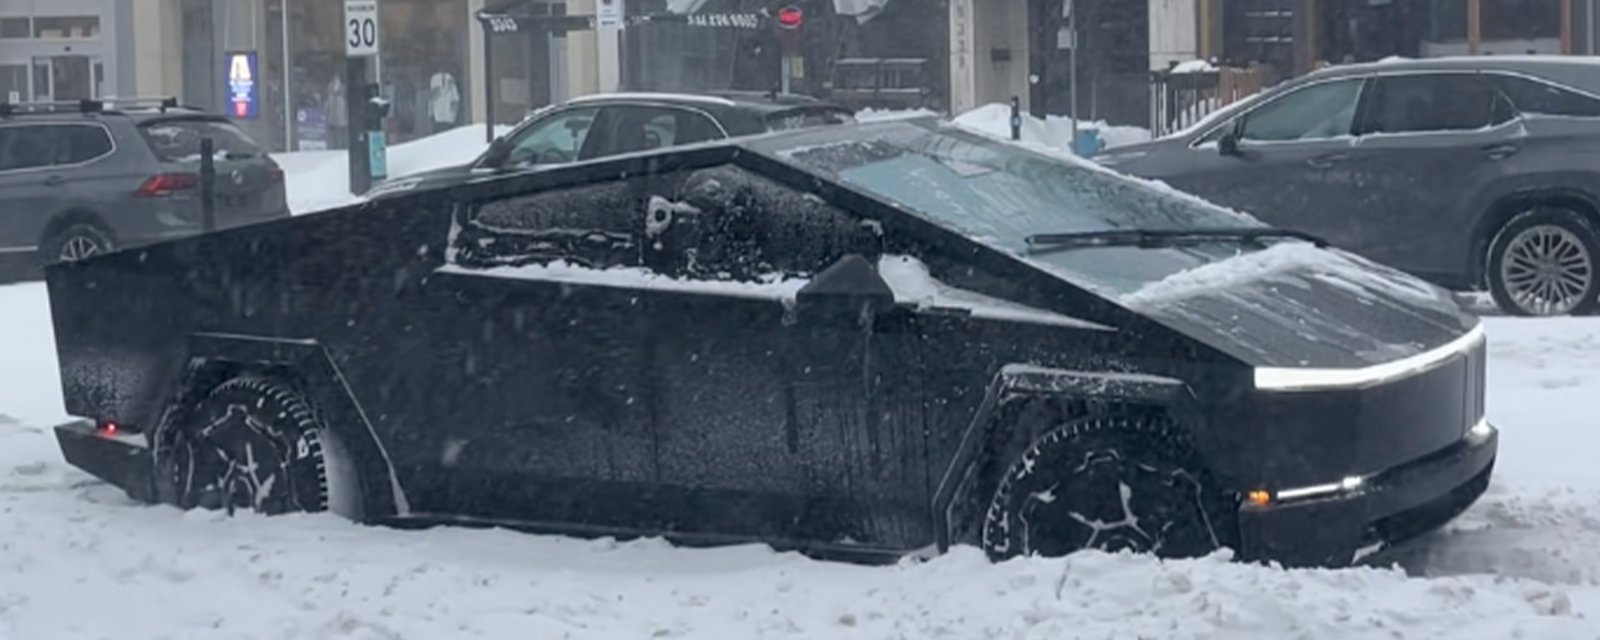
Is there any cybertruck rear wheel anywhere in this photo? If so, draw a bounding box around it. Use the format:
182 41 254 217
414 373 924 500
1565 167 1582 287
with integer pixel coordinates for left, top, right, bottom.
981 416 1232 561
156 376 345 516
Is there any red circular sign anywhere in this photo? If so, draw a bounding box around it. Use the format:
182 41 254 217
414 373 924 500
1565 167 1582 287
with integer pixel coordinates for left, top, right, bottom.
777 5 803 29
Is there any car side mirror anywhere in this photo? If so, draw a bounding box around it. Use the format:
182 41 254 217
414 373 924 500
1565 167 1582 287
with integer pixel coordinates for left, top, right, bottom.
795 254 896 320
479 138 511 169
1218 132 1240 156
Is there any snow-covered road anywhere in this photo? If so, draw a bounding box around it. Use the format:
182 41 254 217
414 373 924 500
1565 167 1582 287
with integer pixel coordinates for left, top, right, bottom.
3 279 1600 639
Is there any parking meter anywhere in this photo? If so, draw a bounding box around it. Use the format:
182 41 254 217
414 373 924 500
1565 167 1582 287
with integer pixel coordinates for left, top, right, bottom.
366 92 391 183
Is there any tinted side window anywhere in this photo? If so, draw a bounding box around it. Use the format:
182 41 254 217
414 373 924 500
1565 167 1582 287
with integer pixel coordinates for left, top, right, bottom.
1488 74 1600 118
0 126 57 171
600 106 723 156
502 107 600 168
1361 74 1506 134
767 108 857 131
59 125 113 163
1239 78 1364 142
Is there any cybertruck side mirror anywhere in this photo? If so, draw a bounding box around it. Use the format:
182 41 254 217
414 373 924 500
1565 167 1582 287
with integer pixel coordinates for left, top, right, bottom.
794 254 896 320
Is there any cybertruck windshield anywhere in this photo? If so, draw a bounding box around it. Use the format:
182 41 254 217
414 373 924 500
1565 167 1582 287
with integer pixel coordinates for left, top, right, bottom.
752 119 1476 369
757 119 1271 297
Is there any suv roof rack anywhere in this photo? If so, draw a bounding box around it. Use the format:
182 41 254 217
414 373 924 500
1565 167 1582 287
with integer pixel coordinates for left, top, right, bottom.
0 97 182 118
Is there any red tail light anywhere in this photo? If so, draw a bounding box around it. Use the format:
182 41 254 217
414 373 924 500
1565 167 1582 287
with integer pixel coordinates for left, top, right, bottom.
135 173 199 197
267 167 284 183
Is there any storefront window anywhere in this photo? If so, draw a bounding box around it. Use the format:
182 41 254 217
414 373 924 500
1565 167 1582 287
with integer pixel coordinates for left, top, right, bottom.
32 16 101 39
269 0 471 150
381 0 472 140
1482 0 1560 40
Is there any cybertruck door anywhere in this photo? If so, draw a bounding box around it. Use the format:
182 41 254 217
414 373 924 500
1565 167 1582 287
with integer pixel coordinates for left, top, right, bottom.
634 165 933 555
404 176 660 529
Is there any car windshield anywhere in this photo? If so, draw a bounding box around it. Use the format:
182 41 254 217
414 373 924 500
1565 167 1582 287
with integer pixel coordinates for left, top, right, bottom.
763 120 1266 295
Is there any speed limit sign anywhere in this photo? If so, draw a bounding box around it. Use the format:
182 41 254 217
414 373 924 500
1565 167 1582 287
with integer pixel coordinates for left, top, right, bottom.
344 0 380 57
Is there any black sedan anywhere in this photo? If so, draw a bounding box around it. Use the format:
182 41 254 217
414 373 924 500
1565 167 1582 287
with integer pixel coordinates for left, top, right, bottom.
47 117 1496 568
364 91 855 200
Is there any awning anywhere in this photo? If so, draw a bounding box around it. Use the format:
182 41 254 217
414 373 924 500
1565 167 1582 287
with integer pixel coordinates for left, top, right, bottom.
667 0 891 23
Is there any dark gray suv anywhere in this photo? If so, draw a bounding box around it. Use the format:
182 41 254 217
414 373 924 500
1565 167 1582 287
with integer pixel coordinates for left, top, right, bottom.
0 98 288 275
1099 56 1600 316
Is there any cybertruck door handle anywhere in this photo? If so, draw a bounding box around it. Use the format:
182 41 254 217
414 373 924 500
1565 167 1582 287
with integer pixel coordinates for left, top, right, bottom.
41 175 64 186
1306 153 1349 169
1482 144 1520 160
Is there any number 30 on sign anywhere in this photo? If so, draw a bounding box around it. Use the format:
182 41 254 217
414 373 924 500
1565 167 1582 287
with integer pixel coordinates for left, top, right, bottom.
344 0 380 57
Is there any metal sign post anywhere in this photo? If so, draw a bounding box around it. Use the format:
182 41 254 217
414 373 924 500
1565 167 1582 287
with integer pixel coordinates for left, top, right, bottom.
1064 0 1078 150
344 0 382 196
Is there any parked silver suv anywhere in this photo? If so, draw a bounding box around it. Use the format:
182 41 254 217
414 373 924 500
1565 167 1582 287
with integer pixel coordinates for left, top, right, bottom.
0 98 289 276
1099 56 1600 316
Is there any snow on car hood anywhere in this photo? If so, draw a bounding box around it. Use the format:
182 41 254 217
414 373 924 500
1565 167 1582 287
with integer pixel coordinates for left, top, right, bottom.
1103 242 1481 371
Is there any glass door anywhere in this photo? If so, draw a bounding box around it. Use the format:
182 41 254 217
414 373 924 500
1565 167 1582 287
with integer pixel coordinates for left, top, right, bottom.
27 55 101 102
0 64 25 102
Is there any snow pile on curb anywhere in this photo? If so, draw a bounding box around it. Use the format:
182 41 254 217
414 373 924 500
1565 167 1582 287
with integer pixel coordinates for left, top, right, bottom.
274 124 512 215
951 103 1153 152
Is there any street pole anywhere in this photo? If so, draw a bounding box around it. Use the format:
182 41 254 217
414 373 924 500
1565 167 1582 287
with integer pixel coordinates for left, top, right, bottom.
282 0 292 151
1067 0 1078 149
1587 0 1600 54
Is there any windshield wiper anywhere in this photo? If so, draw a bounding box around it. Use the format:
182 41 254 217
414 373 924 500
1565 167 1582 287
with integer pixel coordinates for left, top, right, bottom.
1024 227 1329 250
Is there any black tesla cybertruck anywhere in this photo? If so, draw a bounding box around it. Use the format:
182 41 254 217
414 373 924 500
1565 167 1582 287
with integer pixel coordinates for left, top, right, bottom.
47 117 1496 568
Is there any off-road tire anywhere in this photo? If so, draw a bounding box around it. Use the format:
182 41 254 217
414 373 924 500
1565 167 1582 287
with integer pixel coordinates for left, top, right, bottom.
156 376 329 515
1487 207 1600 317
981 415 1233 561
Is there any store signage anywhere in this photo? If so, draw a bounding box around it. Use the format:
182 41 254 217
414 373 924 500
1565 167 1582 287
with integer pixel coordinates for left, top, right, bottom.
225 51 258 119
686 13 762 28
597 0 625 30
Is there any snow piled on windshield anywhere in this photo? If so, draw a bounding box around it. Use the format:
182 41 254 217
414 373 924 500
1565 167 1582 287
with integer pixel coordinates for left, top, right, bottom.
877 255 1111 330
1119 241 1453 308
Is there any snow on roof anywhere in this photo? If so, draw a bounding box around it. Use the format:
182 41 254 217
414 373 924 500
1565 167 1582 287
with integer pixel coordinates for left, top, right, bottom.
1169 59 1219 74
566 92 737 107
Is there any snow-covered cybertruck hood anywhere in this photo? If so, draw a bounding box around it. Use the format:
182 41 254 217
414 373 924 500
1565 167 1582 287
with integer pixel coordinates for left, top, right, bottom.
1060 241 1483 389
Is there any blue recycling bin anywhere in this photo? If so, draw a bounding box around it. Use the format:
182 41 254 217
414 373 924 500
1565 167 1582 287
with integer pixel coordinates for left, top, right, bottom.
1073 128 1103 156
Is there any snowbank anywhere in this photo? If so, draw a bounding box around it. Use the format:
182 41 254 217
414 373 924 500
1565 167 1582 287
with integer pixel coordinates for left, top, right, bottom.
274 124 512 215
951 103 1153 152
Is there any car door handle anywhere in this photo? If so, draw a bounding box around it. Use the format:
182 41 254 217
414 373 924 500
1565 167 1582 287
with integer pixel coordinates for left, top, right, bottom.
1306 153 1349 169
42 175 64 186
1482 144 1519 160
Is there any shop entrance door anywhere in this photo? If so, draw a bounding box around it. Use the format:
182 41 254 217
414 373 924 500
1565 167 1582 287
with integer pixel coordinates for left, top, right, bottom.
27 55 102 101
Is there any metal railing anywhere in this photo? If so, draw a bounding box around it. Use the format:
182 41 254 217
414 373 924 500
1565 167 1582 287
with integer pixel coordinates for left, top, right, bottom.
1149 64 1264 137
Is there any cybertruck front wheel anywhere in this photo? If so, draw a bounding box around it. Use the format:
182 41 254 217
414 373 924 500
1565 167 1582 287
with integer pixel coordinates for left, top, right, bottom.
981 415 1233 561
155 375 354 516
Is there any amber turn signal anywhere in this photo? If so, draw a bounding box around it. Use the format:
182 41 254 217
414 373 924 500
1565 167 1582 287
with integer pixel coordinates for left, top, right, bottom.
1246 490 1272 507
